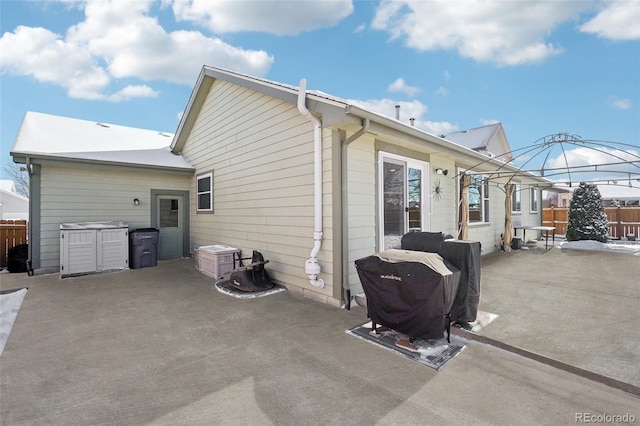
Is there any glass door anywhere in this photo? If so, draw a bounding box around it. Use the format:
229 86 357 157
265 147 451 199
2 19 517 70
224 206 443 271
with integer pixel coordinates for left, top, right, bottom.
379 153 429 250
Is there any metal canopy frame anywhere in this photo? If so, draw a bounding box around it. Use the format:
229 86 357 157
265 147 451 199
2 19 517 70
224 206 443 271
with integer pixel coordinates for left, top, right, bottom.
457 133 640 190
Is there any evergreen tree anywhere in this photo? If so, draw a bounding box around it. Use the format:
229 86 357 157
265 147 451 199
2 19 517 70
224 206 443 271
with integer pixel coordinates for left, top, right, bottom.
566 182 609 242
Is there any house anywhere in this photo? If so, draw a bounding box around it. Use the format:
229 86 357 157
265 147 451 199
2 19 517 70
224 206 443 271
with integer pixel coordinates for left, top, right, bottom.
0 180 29 220
11 65 552 306
445 123 513 162
557 184 640 207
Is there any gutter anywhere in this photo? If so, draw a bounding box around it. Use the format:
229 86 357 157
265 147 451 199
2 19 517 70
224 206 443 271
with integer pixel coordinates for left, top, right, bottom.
297 79 324 288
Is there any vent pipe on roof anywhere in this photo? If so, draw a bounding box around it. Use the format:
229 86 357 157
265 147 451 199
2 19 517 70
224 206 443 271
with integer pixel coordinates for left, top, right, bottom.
297 78 325 288
395 105 400 120
410 118 415 127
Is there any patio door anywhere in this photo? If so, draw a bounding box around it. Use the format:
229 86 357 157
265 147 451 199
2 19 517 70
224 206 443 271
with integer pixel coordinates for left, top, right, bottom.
157 194 184 260
379 153 429 250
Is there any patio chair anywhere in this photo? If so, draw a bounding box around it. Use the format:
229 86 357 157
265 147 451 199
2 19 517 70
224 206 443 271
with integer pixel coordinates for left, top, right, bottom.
228 250 274 292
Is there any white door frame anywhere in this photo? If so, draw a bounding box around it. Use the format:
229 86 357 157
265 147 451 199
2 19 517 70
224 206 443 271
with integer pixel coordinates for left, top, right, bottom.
378 151 430 250
150 189 190 259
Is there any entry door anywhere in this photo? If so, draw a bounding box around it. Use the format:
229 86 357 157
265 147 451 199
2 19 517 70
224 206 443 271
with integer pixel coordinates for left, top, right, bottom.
157 195 183 259
379 153 429 250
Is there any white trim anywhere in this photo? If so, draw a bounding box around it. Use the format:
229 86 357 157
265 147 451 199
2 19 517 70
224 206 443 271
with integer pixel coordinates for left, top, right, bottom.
458 167 490 225
378 151 430 249
530 187 539 213
512 183 522 213
196 172 213 212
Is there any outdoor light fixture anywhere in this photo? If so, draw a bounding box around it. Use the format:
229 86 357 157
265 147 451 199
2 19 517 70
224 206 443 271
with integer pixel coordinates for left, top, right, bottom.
133 198 140 206
435 168 448 176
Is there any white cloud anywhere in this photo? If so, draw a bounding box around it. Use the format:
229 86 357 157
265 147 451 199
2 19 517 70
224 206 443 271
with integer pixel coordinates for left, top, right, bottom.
481 119 500 126
354 23 366 34
387 77 420 97
0 0 274 101
434 86 448 96
107 85 159 102
347 97 458 135
0 25 111 100
170 0 353 35
443 70 451 81
579 1 640 40
371 0 590 66
608 96 632 110
546 147 640 176
422 120 460 137
349 98 427 122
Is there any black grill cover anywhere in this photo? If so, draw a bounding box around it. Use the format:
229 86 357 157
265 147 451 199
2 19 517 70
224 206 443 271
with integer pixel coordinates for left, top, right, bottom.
355 254 460 340
440 240 482 323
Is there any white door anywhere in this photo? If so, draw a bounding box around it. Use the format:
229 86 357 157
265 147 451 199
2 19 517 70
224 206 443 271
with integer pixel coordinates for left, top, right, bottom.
157 195 183 259
379 153 430 250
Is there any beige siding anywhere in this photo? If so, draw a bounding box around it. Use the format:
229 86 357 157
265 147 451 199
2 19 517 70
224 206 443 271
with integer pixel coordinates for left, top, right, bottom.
38 165 190 269
182 80 337 303
346 136 377 294
429 156 458 235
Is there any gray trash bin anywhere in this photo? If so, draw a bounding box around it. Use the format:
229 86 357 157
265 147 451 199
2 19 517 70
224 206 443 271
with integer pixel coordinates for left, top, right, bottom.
130 228 159 269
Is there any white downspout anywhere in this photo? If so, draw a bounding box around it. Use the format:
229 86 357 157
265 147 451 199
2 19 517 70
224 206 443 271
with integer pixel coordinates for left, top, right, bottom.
298 78 324 288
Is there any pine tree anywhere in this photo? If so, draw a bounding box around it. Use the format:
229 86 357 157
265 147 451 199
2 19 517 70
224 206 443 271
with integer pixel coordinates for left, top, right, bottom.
566 182 609 242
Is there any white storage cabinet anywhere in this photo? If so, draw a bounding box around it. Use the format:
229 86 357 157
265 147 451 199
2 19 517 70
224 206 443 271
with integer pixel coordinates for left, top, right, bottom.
195 245 240 279
60 221 129 277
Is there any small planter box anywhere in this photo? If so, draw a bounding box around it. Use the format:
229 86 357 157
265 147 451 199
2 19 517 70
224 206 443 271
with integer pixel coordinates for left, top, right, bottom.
195 245 239 279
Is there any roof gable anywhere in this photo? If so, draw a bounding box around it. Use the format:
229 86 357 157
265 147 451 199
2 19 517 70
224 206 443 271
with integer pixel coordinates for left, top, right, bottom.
445 123 513 161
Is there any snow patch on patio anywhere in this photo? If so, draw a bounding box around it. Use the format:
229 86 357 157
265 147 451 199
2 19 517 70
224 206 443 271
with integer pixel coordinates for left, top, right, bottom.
0 288 27 355
560 240 640 255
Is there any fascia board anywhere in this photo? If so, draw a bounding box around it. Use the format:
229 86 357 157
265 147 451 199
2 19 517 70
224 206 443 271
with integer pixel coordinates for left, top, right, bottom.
10 152 194 175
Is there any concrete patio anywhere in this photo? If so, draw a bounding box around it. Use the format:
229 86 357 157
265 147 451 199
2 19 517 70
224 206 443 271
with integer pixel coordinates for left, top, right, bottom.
1 246 638 425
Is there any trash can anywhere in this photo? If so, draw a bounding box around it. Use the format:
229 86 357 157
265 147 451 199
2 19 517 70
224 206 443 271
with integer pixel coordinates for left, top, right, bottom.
130 228 159 269
7 244 29 273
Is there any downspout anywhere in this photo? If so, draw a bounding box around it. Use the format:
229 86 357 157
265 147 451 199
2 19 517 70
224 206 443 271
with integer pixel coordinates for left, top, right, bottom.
341 118 370 309
25 157 34 276
297 79 324 288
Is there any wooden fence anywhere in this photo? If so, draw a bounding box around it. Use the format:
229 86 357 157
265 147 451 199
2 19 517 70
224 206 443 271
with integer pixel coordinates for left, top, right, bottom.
1 220 28 268
543 207 640 239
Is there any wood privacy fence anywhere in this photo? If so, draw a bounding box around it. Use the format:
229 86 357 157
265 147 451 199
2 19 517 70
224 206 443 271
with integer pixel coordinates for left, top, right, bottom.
1 220 28 268
543 207 640 239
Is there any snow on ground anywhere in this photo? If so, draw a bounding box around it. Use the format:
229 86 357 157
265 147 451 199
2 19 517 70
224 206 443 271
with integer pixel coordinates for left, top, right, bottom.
560 240 640 255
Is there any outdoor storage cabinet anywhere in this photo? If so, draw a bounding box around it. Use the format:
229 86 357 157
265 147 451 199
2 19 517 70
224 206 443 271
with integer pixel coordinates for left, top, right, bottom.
130 228 159 269
196 245 240 279
60 221 129 277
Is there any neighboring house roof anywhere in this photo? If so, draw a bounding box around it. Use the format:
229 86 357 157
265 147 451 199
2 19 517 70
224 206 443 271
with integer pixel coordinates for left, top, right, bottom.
11 112 194 172
597 184 640 201
0 186 29 220
0 180 17 193
558 184 640 201
445 123 513 162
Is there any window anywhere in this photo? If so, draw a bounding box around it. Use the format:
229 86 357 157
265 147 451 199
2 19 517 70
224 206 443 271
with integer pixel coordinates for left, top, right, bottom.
197 172 213 212
378 152 430 249
530 188 539 212
512 184 521 213
467 173 489 223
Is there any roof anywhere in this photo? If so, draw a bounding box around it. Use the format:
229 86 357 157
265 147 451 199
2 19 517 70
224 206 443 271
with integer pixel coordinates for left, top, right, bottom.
170 66 529 176
446 123 501 149
11 112 194 172
558 184 640 200
445 123 513 161
0 180 17 193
